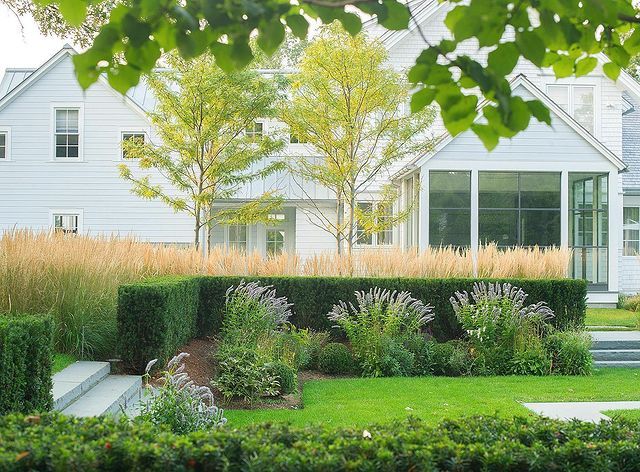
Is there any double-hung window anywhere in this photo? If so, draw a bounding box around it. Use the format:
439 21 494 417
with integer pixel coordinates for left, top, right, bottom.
228 224 248 251
53 213 80 234
54 108 80 158
0 131 8 159
356 202 394 246
121 132 145 159
624 207 640 256
547 85 596 134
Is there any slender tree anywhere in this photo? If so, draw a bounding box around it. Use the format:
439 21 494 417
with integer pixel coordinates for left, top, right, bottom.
281 24 435 254
120 53 286 249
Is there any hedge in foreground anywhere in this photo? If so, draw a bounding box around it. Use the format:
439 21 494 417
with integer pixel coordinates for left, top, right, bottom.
0 315 53 414
1 414 640 470
118 276 587 371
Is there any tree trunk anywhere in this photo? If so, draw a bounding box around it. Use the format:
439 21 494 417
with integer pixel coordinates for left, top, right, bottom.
194 203 201 250
346 195 355 257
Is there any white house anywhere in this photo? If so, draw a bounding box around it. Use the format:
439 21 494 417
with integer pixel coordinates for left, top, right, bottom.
1 0 640 306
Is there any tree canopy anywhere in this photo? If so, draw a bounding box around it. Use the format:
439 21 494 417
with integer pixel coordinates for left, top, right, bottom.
29 0 640 148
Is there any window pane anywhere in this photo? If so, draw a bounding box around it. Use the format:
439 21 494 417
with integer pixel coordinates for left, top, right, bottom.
479 172 518 208
356 202 373 245
429 209 471 246
0 133 5 146
479 210 518 246
547 85 569 112
429 171 470 209
624 207 640 225
519 173 561 208
520 210 561 246
266 229 284 255
55 110 67 132
68 146 79 158
574 86 594 133
624 239 639 256
56 146 66 158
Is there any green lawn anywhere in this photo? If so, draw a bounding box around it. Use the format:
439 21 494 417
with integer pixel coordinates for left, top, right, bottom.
585 308 639 328
53 354 76 373
226 369 640 428
604 409 640 421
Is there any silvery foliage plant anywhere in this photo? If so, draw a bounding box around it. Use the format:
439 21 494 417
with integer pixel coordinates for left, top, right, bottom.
223 280 293 347
450 282 554 344
139 353 226 434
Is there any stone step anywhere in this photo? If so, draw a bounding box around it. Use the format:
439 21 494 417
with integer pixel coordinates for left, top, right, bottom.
594 360 640 368
592 340 640 350
52 361 110 411
591 349 640 361
61 375 142 417
590 331 640 351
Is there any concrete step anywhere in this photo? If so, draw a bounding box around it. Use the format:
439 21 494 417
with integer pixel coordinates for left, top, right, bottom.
591 349 640 361
594 360 640 368
592 340 640 350
590 331 640 350
61 375 142 417
52 361 110 411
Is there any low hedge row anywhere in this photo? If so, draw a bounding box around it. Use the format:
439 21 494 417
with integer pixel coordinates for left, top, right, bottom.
0 315 53 414
118 276 587 371
2 414 639 470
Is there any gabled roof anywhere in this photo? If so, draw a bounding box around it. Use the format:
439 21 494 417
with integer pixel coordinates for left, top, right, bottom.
0 45 150 121
394 74 627 180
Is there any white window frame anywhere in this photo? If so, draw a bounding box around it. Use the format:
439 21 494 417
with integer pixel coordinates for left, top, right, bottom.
226 223 249 251
545 82 600 137
355 201 394 247
245 121 264 140
51 103 84 162
120 130 148 160
50 209 84 234
0 127 11 161
623 206 640 257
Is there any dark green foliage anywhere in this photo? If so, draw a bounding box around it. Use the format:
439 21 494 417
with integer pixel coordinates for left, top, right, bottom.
429 340 474 377
266 361 297 394
4 413 640 470
379 339 414 377
117 277 200 372
318 343 354 375
299 331 330 371
213 346 279 403
118 276 586 371
546 331 593 375
510 344 552 376
402 334 432 376
0 315 54 414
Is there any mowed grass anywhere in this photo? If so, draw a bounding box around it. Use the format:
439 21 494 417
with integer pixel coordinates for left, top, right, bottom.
53 353 76 373
605 409 640 421
226 369 640 428
586 308 639 328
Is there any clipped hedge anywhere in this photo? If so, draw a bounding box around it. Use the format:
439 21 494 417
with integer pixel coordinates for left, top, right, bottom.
117 276 200 371
118 276 587 372
2 413 640 470
0 315 53 414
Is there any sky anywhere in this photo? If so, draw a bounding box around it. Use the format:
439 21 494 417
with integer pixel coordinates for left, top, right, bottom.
0 6 71 78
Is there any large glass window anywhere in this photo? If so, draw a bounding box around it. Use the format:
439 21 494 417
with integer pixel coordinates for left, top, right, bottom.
356 202 393 246
429 171 471 246
228 224 247 251
266 229 285 255
624 207 640 256
479 172 561 247
569 173 608 289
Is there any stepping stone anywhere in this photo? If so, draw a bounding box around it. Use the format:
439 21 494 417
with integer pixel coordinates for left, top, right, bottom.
61 375 142 417
523 401 640 422
52 361 110 410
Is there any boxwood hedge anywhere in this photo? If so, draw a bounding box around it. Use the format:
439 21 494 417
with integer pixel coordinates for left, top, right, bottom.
1 414 639 471
118 276 587 372
0 314 53 414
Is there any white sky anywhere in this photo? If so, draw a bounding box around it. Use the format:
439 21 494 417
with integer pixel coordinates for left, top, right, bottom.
0 6 72 78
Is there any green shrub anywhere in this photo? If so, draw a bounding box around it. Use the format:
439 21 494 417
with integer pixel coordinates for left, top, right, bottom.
117 277 200 372
265 361 297 394
0 314 53 414
318 343 354 375
623 294 640 312
299 331 330 371
213 346 279 403
402 334 432 376
257 325 310 370
119 276 587 371
546 330 593 375
139 353 226 434
5 414 640 470
430 340 473 376
510 343 552 375
328 288 433 377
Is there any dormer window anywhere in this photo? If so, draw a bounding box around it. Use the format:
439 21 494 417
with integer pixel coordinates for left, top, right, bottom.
547 85 595 134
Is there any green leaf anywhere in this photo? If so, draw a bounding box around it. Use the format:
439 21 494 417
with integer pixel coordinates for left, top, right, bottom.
338 12 362 36
624 29 640 55
506 96 531 132
472 123 499 150
410 88 436 113
286 14 308 39
57 0 87 27
526 100 551 125
107 65 141 94
575 56 597 77
257 20 286 56
516 31 546 67
488 42 519 76
552 55 574 78
607 45 631 68
378 0 410 30
602 62 621 81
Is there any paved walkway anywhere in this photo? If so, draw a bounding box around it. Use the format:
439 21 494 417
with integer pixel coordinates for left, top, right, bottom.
523 401 640 422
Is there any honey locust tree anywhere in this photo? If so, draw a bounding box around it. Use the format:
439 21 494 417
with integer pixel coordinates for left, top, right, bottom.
35 0 640 150
119 53 285 249
281 25 436 254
